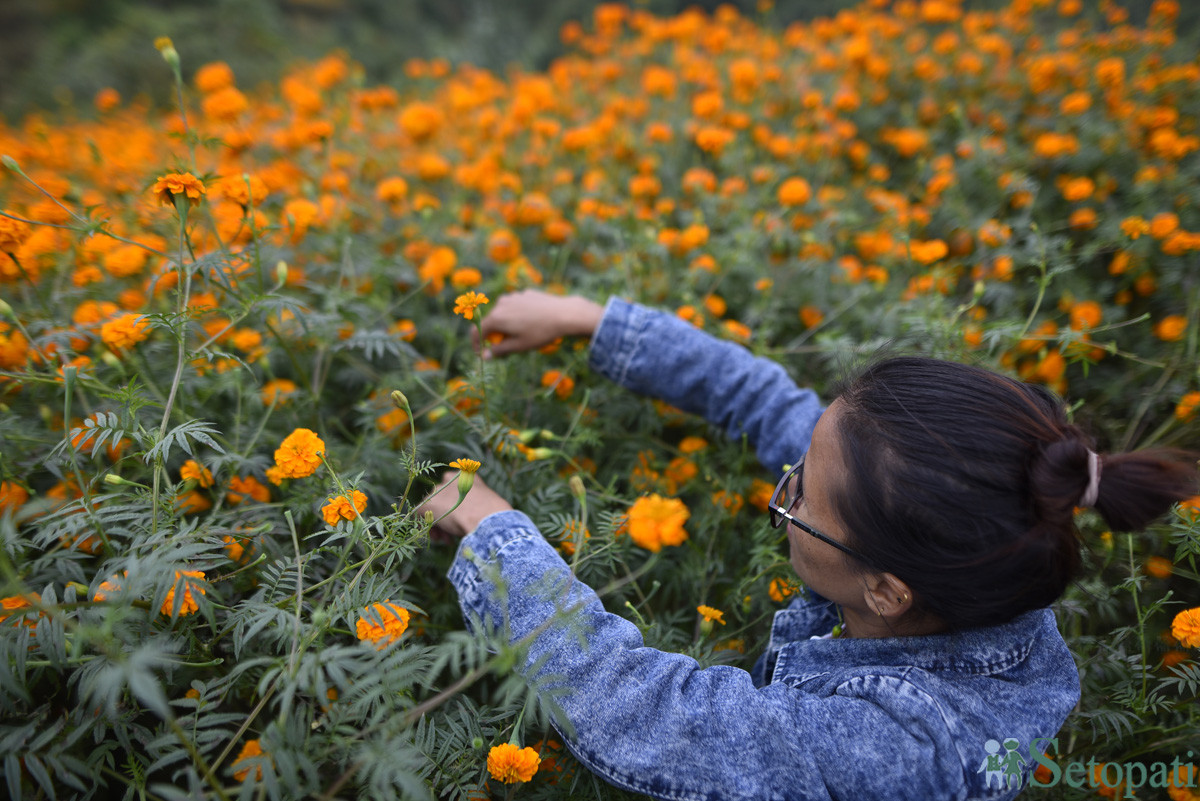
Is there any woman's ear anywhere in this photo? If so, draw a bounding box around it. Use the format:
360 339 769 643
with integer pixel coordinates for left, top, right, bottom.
861 572 914 619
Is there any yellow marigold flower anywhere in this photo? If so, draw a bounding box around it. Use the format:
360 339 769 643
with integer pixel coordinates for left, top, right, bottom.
232 738 267 782
356 600 411 649
180 459 214 488
487 743 541 784
151 172 206 208
162 570 206 617
272 428 325 480
697 605 726 625
1176 392 1200 422
321 490 367 526
453 291 489 320
449 458 481 474
1173 607 1200 649
99 313 151 352
626 494 689 553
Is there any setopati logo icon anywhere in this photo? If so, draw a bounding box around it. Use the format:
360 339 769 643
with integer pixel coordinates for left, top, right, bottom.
980 737 1198 798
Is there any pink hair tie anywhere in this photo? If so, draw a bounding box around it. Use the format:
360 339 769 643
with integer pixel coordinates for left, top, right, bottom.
1080 450 1102 507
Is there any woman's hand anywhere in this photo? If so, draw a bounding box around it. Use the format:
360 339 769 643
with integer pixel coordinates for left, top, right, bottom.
418 471 513 539
476 289 604 358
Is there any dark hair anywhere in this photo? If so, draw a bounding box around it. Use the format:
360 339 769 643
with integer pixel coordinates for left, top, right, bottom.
833 356 1198 631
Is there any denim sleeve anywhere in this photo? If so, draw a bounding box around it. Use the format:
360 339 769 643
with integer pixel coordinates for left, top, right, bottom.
587 297 825 474
449 511 970 801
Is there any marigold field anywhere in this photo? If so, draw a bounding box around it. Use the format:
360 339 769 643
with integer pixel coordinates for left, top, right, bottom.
1 0 1198 799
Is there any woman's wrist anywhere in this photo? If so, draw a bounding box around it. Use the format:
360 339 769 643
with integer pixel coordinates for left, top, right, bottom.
558 296 605 339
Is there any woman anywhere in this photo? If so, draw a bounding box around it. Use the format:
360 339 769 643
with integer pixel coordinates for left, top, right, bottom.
421 290 1197 800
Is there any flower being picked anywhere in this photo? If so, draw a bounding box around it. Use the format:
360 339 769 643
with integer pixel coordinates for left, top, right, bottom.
356 600 411 649
487 743 541 784
453 291 489 320
151 172 206 208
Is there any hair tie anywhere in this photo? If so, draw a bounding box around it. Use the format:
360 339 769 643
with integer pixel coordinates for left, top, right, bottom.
1079 450 1102 507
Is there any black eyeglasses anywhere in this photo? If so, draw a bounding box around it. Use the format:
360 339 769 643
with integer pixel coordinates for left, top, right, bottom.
768 457 873 565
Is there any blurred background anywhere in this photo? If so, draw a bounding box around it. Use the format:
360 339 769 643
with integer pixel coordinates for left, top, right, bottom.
1 0 1196 122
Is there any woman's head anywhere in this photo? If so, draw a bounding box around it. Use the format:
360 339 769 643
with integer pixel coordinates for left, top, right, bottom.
826 356 1197 631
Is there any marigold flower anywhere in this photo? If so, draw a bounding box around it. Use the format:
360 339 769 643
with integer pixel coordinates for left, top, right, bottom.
697 605 726 625
487 743 541 784
908 239 948 264
1144 556 1174 580
356 600 411 649
777 177 812 207
626 494 689 553
541 369 574 399
93 572 126 602
0 594 39 625
180 459 214 488
1173 607 1200 649
272 428 325 480
453 291 489 320
1154 315 1187 342
151 172 206 208
1176 392 1200 422
162 570 206 617
261 379 298 406
449 458 481 474
321 490 367 526
0 481 30 515
226 475 269 504
232 738 267 782
99 313 151 351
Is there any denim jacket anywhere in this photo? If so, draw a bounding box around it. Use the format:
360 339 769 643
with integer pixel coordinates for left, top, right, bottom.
448 298 1081 800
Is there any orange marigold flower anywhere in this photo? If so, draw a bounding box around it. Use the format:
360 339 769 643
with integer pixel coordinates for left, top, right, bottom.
1068 301 1102 331
232 738 267 782
93 572 126 602
777 177 812 207
541 369 575 399
487 743 541 784
769 576 799 603
151 173 206 208
1176 392 1200 422
1172 607 1200 648
376 176 409 204
180 459 214 488
1121 216 1150 239
1144 556 1173 580
261 379 298 406
0 480 29 516
909 239 948 264
626 494 689 553
697 604 726 625
0 594 39 626
453 291 489 320
194 61 235 93
1154 315 1187 342
227 475 270 505
162 570 206 617
98 313 150 352
356 600 411 649
321 490 368 526
272 428 325 480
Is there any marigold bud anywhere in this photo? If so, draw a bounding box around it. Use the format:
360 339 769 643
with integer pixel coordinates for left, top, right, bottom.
1 155 19 172
390 389 410 411
456 470 476 497
0 298 12 318
569 475 586 502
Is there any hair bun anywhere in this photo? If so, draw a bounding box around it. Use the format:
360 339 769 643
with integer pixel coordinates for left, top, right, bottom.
1029 437 1092 525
